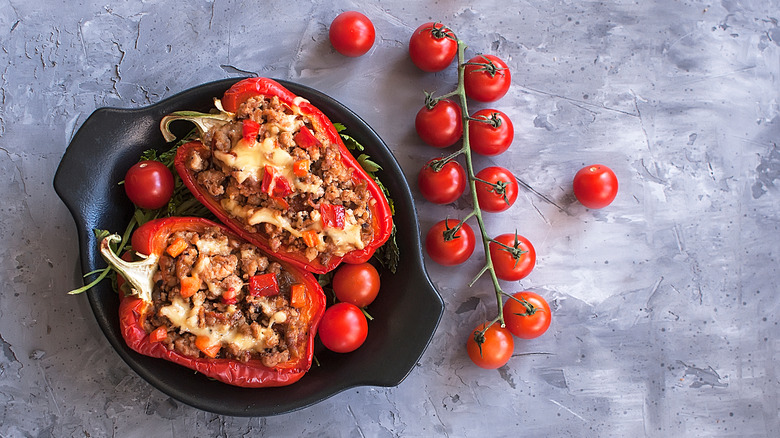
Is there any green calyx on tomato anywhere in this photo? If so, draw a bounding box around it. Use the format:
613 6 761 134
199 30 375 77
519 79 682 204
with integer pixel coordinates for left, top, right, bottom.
474 166 519 213
425 219 475 266
463 54 512 102
418 158 466 205
468 109 514 156
488 232 536 281
467 321 514 369
415 97 463 148
503 292 551 339
409 22 458 72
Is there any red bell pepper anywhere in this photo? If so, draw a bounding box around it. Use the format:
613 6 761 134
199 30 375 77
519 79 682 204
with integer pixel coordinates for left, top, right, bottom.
242 119 260 140
171 77 393 274
319 203 346 229
249 273 279 297
261 165 293 198
101 217 326 388
293 126 321 149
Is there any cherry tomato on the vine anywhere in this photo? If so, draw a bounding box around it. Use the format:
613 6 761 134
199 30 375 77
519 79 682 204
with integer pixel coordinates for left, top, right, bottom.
474 166 518 212
468 109 514 156
418 158 466 204
124 160 174 210
503 291 551 339
466 321 514 369
318 302 368 353
408 22 458 72
464 54 511 102
332 262 380 308
572 164 618 209
489 233 536 281
415 99 463 148
425 219 475 266
329 11 375 57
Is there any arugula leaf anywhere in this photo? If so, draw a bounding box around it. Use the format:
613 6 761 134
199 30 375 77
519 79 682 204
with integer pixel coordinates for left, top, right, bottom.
356 154 382 173
337 128 399 273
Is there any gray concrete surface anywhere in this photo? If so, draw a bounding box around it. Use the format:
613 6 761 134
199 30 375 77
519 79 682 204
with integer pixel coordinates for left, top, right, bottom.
1 0 779 436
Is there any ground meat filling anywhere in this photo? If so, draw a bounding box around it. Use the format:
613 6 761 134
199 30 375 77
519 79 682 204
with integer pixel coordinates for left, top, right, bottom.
146 227 306 367
189 95 374 266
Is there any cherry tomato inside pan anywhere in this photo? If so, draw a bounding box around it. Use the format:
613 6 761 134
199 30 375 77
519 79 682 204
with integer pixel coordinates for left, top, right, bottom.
124 160 174 210
318 303 369 353
332 263 380 308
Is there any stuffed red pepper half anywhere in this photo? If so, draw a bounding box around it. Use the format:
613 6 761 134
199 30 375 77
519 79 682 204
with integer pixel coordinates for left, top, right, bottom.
160 78 393 274
100 217 326 387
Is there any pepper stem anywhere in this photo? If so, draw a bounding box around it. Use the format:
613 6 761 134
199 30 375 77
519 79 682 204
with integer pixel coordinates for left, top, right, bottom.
159 109 233 143
99 234 159 303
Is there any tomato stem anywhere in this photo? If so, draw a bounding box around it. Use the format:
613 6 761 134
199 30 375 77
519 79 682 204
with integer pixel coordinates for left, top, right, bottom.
428 149 464 172
467 112 503 128
452 40 508 328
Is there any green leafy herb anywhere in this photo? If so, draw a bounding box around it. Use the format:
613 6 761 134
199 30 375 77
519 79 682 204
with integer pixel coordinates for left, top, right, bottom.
68 131 209 295
336 126 399 273
374 224 399 274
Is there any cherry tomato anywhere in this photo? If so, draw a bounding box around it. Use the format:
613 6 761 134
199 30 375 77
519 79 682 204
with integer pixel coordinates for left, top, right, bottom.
425 219 475 266
489 233 536 281
318 303 368 353
474 166 518 212
332 262 380 308
503 291 551 339
466 322 514 369
329 11 375 57
572 164 618 209
464 54 511 102
418 158 466 204
408 22 458 72
124 160 174 210
468 109 514 156
415 99 463 148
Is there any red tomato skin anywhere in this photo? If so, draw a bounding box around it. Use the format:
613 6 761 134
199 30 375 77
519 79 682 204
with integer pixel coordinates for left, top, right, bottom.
332 263 380 308
464 54 511 102
425 219 475 266
408 22 458 72
329 11 375 57
572 164 618 209
124 160 174 210
466 322 514 369
489 234 536 281
474 166 519 212
415 99 463 148
503 292 551 339
418 159 466 204
468 109 514 156
318 303 368 353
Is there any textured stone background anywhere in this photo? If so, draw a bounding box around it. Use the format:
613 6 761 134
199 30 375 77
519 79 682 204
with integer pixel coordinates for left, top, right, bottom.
1 0 779 436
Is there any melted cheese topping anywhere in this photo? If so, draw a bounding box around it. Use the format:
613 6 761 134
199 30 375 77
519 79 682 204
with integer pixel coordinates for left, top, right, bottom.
208 106 366 256
159 296 276 352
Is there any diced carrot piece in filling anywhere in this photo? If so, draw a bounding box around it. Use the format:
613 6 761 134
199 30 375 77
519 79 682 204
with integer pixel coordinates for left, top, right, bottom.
302 229 320 248
149 326 168 343
166 237 188 258
293 159 310 177
180 276 200 298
